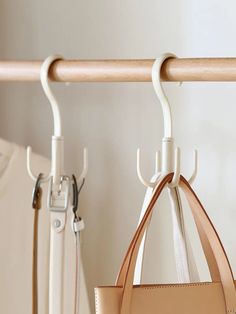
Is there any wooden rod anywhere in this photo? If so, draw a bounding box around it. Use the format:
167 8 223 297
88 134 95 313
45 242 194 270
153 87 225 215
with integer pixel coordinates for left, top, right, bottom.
0 58 236 82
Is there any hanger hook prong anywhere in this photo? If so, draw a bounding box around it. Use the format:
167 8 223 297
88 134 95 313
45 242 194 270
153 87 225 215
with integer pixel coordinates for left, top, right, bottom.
168 147 181 188
137 148 161 188
27 146 52 182
77 148 88 184
188 149 198 185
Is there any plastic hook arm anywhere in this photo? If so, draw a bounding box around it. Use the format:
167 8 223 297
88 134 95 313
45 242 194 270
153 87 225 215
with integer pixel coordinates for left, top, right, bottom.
77 148 89 183
137 148 161 188
168 147 181 188
27 146 88 183
137 148 198 188
188 149 198 185
27 146 51 182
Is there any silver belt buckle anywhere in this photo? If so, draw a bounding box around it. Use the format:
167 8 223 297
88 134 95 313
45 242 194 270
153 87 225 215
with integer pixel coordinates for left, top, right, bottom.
47 175 70 212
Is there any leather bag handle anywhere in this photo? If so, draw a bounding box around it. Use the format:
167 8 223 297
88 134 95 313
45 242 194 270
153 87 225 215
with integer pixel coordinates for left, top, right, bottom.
116 181 221 286
118 174 236 314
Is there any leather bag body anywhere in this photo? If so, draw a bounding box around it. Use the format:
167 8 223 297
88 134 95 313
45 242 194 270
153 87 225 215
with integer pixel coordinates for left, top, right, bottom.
95 174 236 314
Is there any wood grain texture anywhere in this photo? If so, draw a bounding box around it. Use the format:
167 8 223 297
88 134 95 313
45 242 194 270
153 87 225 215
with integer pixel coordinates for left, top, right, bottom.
0 58 236 82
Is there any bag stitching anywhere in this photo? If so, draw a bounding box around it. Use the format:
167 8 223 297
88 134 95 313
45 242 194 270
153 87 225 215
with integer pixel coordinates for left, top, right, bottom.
140 282 214 290
97 282 218 290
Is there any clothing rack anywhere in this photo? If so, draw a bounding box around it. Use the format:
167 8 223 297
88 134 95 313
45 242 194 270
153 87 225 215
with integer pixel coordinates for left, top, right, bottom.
1 58 236 82
2 56 235 314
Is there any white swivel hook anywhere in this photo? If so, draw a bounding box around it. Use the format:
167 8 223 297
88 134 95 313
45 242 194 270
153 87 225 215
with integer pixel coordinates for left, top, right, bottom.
137 148 198 188
27 55 88 184
137 53 198 188
27 55 63 182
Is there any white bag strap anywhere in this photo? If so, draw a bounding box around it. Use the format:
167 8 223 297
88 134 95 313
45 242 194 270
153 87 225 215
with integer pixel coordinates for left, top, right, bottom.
168 187 199 282
71 176 91 314
73 218 85 314
72 216 91 314
134 174 199 284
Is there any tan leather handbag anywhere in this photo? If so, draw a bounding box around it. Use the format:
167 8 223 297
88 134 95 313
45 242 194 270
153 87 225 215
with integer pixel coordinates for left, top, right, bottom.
95 174 236 314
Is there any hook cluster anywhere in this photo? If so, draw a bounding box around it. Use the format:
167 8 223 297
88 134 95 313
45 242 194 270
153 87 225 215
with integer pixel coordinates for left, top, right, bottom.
26 55 88 184
137 147 198 188
27 146 88 183
137 53 198 188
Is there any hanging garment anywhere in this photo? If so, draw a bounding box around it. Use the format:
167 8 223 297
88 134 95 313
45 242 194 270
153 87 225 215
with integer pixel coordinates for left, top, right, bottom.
95 173 236 314
134 174 199 284
0 138 90 314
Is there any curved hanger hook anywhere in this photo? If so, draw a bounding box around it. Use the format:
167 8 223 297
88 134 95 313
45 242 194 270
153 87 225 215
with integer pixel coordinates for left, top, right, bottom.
152 53 176 138
27 55 64 182
137 54 198 188
40 55 63 137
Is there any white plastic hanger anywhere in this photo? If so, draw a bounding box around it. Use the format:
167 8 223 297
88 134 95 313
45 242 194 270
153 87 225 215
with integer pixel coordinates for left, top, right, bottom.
26 55 88 184
26 55 88 314
137 53 197 187
135 53 199 284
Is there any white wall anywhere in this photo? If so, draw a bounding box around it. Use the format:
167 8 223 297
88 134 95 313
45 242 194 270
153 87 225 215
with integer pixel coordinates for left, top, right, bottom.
1 0 236 311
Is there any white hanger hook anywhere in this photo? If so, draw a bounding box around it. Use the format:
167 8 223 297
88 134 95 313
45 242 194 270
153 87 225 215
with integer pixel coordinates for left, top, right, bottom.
27 55 64 181
40 54 63 137
152 53 176 139
137 148 161 188
137 54 197 188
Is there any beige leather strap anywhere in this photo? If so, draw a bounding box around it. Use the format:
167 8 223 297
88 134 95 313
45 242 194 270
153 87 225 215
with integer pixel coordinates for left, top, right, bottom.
118 174 236 314
134 172 200 284
116 179 220 287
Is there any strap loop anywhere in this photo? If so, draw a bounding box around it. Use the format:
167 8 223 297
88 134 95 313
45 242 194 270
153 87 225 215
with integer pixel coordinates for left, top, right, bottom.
73 217 85 233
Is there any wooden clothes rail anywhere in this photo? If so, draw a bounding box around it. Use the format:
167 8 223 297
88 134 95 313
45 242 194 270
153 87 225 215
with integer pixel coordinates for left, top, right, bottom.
0 58 236 82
